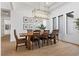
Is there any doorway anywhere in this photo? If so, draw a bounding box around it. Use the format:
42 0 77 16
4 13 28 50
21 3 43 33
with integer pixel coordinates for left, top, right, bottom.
65 11 78 44
1 9 11 41
58 15 65 40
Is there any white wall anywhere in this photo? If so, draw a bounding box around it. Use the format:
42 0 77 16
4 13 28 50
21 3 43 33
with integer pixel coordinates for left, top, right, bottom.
1 2 11 37
50 2 79 45
0 2 1 52
1 2 11 10
1 2 49 42
10 3 44 41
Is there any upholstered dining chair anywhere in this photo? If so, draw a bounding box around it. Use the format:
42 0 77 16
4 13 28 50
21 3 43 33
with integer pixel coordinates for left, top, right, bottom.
44 30 49 33
53 29 59 41
48 30 55 45
48 29 59 44
14 29 27 51
33 30 40 32
30 32 41 49
40 30 49 46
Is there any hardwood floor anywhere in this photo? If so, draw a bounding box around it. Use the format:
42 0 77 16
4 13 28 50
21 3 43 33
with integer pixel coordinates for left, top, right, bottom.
1 35 79 56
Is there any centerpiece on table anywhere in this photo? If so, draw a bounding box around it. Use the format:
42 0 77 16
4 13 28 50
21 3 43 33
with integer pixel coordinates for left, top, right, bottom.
37 24 46 34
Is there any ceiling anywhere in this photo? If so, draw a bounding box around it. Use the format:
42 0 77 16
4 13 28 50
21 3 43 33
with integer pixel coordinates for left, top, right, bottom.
10 2 65 12
18 2 55 8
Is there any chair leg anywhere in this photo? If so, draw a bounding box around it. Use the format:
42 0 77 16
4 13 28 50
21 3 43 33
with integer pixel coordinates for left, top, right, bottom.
50 39 52 45
54 38 56 44
42 40 44 47
32 43 33 50
44 40 45 44
47 40 49 45
16 44 18 51
25 42 27 48
38 40 40 48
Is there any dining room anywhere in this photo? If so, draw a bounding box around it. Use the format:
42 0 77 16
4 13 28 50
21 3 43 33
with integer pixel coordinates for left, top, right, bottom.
1 2 79 56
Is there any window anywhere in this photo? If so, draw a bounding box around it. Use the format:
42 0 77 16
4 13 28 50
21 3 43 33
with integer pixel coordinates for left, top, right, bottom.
52 17 57 30
66 11 74 34
58 15 63 30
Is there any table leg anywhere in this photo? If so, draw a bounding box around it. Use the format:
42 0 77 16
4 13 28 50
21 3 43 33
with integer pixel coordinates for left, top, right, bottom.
54 35 56 44
27 36 32 50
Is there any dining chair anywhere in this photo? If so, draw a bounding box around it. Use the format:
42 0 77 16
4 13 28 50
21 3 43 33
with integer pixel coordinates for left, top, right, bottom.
14 29 27 51
30 32 41 49
44 30 49 33
33 30 40 32
48 30 55 44
53 29 59 41
48 29 59 44
41 31 49 46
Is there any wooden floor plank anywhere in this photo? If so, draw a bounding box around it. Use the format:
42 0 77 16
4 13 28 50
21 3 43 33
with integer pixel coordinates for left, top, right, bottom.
1 35 79 56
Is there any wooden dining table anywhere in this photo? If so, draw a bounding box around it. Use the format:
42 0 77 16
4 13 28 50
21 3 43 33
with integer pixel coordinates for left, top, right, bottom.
20 31 57 50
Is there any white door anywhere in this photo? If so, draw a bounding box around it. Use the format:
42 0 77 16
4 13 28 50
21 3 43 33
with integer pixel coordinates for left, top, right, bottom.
58 15 65 40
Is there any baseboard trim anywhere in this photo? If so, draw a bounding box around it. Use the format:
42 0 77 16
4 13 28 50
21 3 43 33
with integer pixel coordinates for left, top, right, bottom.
59 40 79 46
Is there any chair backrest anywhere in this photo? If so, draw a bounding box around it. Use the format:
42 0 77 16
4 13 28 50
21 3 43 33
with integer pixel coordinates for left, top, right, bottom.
33 32 40 37
44 30 49 34
31 32 40 40
53 29 59 35
34 30 40 32
14 29 18 41
42 31 49 38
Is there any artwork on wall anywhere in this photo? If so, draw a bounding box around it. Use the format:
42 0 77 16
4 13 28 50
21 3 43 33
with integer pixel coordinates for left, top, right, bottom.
5 24 11 30
23 24 33 30
23 16 35 23
23 16 43 30
29 23 33 29
23 17 28 23
23 24 29 30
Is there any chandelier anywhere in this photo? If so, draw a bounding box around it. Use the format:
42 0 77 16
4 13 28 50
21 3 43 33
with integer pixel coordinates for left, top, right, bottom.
32 3 49 20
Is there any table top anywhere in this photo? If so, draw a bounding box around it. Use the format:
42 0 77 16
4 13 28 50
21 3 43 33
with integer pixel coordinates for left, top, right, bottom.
19 32 33 37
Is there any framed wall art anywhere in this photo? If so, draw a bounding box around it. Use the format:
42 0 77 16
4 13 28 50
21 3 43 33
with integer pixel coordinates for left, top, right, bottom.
29 24 33 29
5 24 11 30
23 16 35 23
23 16 43 30
23 24 29 30
23 17 29 23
